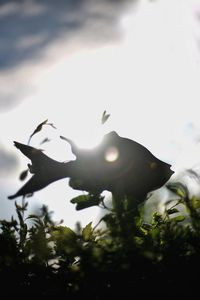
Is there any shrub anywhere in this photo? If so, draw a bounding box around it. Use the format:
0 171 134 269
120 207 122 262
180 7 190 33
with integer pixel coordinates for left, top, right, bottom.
1 182 200 298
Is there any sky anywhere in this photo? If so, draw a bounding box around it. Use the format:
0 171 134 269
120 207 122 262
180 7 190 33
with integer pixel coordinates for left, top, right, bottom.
1 0 200 228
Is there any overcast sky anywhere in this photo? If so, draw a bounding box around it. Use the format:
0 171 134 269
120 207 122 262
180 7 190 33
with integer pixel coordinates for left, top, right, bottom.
1 0 200 228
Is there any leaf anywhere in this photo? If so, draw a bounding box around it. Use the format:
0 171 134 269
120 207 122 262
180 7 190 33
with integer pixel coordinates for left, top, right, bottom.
166 182 188 199
186 169 200 182
60 135 69 142
140 223 152 235
101 110 110 125
47 122 56 129
141 223 152 230
15 201 28 212
28 119 56 144
15 203 24 227
26 214 40 221
19 169 29 181
53 226 76 240
51 226 77 247
171 215 185 222
70 194 101 210
150 227 160 239
191 197 200 209
166 208 179 215
152 212 163 225
28 119 48 144
82 222 93 242
40 137 51 145
69 178 84 190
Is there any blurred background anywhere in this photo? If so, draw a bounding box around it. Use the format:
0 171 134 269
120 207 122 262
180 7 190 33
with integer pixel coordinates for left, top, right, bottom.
1 0 200 228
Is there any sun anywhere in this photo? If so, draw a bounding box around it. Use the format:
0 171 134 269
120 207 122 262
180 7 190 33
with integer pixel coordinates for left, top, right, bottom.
104 146 119 162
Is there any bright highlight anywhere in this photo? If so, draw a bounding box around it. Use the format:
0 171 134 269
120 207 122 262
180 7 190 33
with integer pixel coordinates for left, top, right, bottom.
105 146 119 162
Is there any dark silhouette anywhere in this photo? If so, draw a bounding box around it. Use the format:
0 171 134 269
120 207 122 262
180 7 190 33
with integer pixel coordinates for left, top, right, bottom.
8 131 174 200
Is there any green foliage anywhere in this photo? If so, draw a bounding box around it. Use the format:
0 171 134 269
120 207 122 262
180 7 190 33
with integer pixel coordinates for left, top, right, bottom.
1 182 200 298
70 193 104 210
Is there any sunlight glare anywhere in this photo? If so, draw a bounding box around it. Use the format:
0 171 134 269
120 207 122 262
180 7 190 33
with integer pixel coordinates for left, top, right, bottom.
105 146 119 162
28 0 200 165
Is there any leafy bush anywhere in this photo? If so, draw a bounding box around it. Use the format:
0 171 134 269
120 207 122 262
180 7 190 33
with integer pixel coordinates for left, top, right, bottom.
1 183 200 298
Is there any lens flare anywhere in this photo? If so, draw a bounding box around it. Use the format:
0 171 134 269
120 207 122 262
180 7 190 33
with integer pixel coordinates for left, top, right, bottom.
105 146 119 162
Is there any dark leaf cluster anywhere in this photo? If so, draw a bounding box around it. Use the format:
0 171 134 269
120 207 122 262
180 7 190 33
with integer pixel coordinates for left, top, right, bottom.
1 183 200 298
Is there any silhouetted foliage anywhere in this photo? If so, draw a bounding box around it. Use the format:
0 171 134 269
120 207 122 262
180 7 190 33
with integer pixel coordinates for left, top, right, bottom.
28 119 56 145
101 110 110 124
3 120 200 298
1 183 200 298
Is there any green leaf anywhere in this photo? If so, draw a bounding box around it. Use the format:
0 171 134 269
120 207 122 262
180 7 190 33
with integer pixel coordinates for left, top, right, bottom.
171 215 185 222
101 110 110 125
191 197 200 209
152 212 163 224
167 208 179 215
82 222 93 242
69 178 84 190
51 226 77 254
52 226 76 241
150 227 160 239
141 223 152 230
71 194 91 204
70 194 101 210
166 182 188 198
